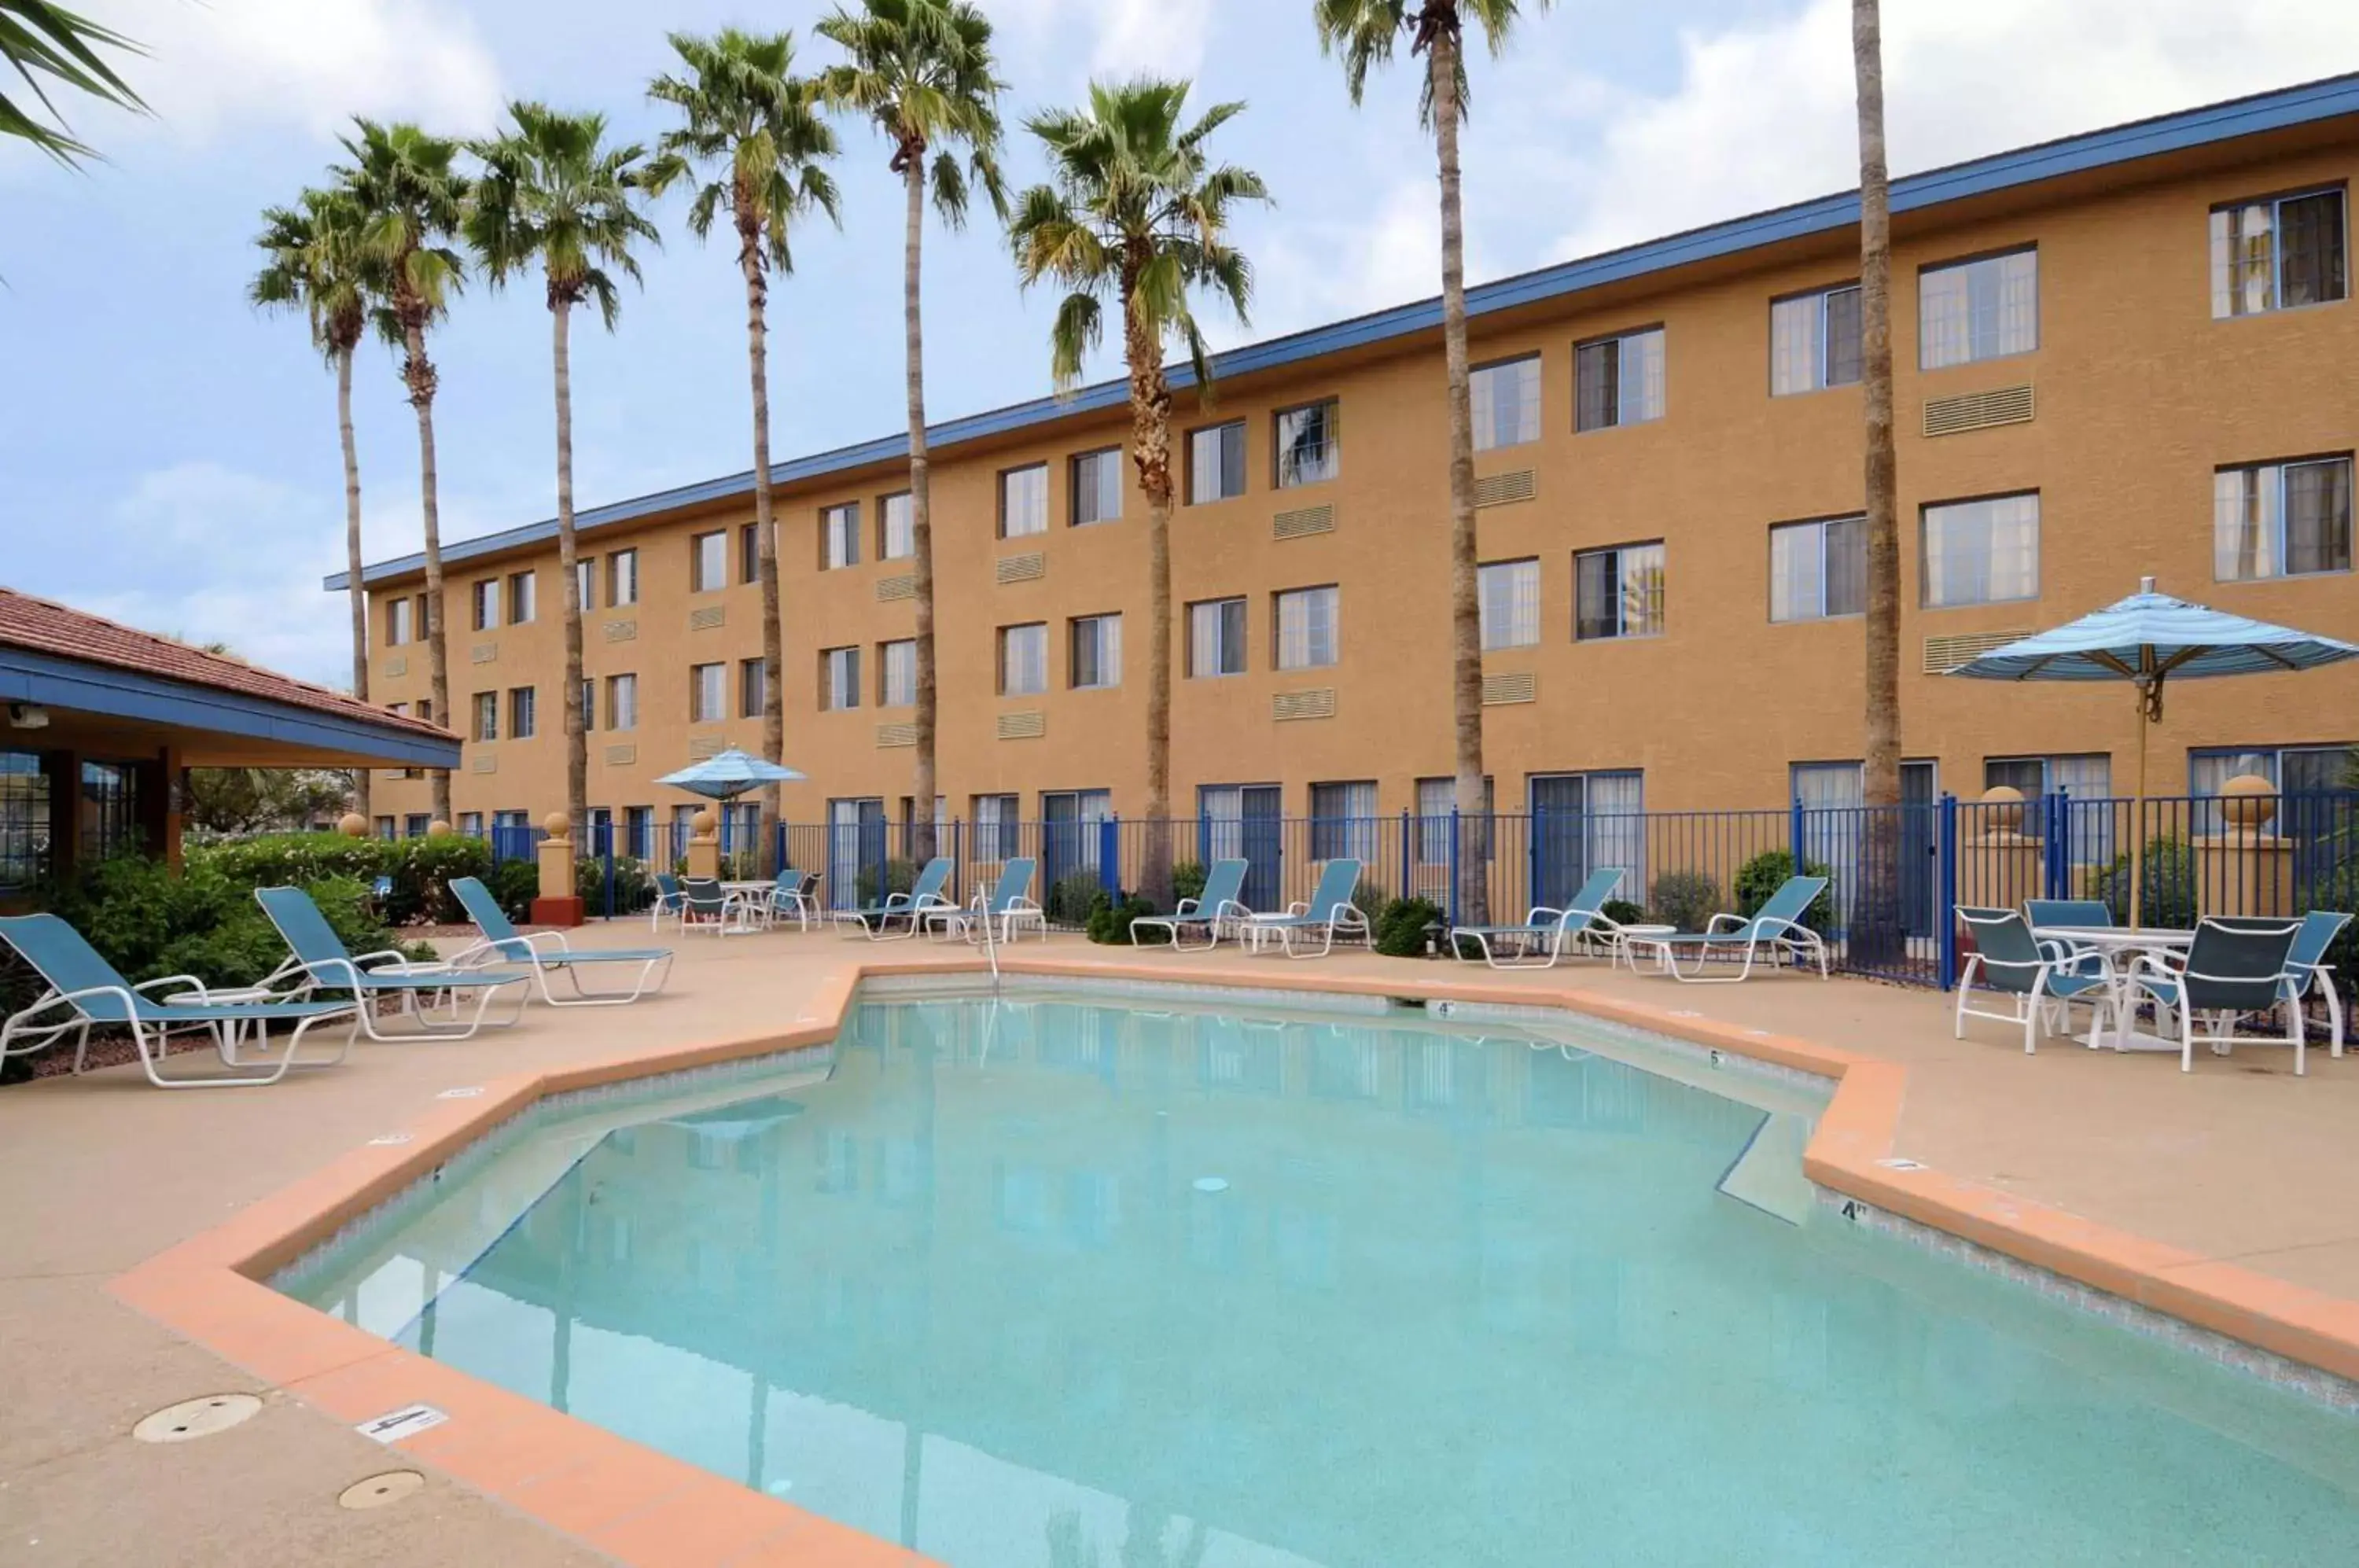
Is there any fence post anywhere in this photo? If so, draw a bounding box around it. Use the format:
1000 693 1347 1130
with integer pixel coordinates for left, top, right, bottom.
2042 792 2067 900
1447 807 1462 927
1099 815 1121 896
952 818 964 904
601 820 616 919
1789 796 1805 870
1937 793 1960 990
1399 810 1413 904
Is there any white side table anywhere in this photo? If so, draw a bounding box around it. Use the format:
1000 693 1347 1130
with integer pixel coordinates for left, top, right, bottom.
160 986 275 1065
1618 925 1678 974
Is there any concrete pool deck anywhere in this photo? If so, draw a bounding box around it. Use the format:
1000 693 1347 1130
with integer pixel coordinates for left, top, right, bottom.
5 925 2357 1564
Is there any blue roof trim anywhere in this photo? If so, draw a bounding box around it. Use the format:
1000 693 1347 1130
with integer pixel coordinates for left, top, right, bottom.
333 71 2359 591
0 650 462 767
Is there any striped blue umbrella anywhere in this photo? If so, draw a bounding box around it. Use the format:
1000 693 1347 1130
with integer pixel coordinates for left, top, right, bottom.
1949 577 2358 921
654 748 807 803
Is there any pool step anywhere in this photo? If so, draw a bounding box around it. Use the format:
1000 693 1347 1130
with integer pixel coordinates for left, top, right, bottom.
1716 1111 1816 1226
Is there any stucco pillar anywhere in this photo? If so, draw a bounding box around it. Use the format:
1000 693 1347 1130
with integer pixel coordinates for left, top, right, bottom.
2195 775 2295 918
531 810 585 928
685 808 721 881
1958 786 2045 912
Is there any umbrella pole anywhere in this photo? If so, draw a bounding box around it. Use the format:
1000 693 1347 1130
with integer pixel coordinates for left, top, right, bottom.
2129 699 2149 927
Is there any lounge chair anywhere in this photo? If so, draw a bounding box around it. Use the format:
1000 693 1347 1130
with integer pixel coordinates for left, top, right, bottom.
2125 917 2306 1074
1131 858 1249 951
833 856 955 939
2279 910 2353 1058
0 912 359 1088
445 875 676 1007
928 857 1043 944
1448 867 1626 970
254 886 526 1040
1952 907 2114 1053
1240 858 1368 959
1623 875 1831 983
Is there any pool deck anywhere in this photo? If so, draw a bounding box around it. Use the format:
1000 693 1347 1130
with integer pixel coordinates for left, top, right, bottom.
5 925 2357 1564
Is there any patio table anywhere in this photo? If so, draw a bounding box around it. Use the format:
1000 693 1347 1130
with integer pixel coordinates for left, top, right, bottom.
2031 926 2195 1051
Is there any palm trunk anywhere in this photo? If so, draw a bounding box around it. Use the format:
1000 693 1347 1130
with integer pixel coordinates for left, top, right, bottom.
741 204 785 876
403 317 452 825
1124 275 1176 910
1433 28 1487 928
336 343 370 824
905 156 939 867
1856 0 1904 963
554 299 589 857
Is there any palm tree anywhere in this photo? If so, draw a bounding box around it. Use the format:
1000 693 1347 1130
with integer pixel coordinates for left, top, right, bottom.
816 0 1009 870
1 1 145 164
649 30 841 873
250 185 378 823
1314 0 1549 927
334 119 470 823
1854 0 1904 960
1010 78 1268 909
467 103 661 855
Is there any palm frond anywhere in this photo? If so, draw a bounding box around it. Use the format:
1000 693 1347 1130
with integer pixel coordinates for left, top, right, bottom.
0 0 148 164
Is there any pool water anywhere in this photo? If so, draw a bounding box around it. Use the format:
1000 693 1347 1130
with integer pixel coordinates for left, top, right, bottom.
286 990 2359 1566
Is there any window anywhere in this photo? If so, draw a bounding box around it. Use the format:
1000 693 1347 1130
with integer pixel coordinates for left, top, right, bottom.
414 698 431 724
373 815 395 841
739 657 765 720
624 805 653 859
1415 775 1495 864
575 558 594 613
1770 284 1862 395
472 691 499 742
508 570 536 624
2214 456 2352 580
1575 543 1666 640
1768 515 1864 622
690 531 727 592
2212 189 2347 318
1189 597 1246 677
972 793 1021 859
508 686 536 740
605 673 638 731
1574 327 1665 431
0 753 48 891
1478 559 1540 650
998 624 1047 696
1275 400 1338 488
458 812 484 837
1984 755 2112 799
1275 586 1339 670
999 465 1047 538
880 639 916 708
1309 780 1378 860
1471 355 1541 451
470 579 499 631
740 521 764 584
690 662 725 723
2192 745 2354 837
879 491 914 560
578 679 594 733
822 647 862 711
1071 448 1123 525
385 596 413 646
403 813 431 841
607 549 639 607
1922 493 2039 608
1919 248 2037 369
822 503 860 569
1069 614 1121 689
1189 420 1246 503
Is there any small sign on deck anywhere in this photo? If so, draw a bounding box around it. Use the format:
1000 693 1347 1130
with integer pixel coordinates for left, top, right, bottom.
356 1404 448 1444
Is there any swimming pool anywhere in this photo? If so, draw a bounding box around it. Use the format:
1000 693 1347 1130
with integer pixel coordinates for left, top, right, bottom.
283 984 2359 1565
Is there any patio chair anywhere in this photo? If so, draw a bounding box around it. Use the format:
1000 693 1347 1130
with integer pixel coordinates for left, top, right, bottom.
679 876 737 934
2216 911 2351 1060
2023 898 2118 974
2125 916 2306 1074
1624 875 1831 984
1952 907 2114 1054
444 876 676 1007
1448 867 1626 970
929 857 1043 944
1241 858 1369 959
650 873 686 932
765 870 820 931
254 885 526 1041
832 856 955 940
0 913 359 1089
1131 859 1249 951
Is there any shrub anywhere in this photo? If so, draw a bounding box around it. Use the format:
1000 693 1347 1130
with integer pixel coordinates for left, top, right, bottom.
1372 896 1444 958
1046 870 1106 926
856 858 917 907
1733 849 1835 932
2088 836 2199 929
395 834 495 925
1600 897 1644 927
1649 870 1724 933
193 831 392 889
1170 860 1208 906
488 859 541 922
577 854 655 915
1084 892 1154 944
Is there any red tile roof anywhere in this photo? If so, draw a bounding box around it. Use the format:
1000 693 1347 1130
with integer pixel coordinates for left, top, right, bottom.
0 587 452 741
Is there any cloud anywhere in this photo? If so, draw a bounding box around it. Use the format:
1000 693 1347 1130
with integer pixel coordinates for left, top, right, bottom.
992 0 1216 88
1246 175 1484 340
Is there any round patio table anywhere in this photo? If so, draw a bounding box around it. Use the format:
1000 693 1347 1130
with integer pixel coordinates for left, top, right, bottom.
2030 926 2195 1051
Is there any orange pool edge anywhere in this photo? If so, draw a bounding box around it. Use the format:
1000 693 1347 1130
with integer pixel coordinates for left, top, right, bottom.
106 955 2359 1566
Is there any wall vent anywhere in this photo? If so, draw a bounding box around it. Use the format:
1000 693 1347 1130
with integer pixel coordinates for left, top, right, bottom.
1474 469 1538 509
1481 670 1539 705
470 753 496 775
877 573 916 602
1923 629 2030 674
384 655 407 678
688 605 727 631
602 744 636 767
876 722 918 749
603 619 638 643
1272 503 1336 541
688 734 728 760
997 710 1046 740
469 642 497 664
1272 687 1338 722
996 552 1047 584
1923 385 2035 437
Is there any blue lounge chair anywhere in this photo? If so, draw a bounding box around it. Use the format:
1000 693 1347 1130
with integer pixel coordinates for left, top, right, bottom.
0 913 358 1088
929 857 1042 944
833 856 955 940
1131 859 1249 951
2280 910 2353 1058
445 876 675 1007
1449 867 1627 969
1241 858 1368 959
1952 907 2113 1053
1625 875 1831 983
254 885 525 1040
2126 917 2306 1074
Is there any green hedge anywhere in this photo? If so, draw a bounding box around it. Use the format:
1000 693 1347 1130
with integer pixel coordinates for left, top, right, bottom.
186 831 496 925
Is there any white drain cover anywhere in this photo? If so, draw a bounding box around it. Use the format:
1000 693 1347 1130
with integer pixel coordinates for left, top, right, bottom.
134 1393 262 1443
1192 1177 1229 1194
339 1470 425 1511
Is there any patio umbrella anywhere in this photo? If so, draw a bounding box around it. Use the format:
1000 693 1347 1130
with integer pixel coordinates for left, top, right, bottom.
1948 577 2358 923
654 748 807 803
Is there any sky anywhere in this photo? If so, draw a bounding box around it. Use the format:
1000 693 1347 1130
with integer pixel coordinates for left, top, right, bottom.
4 0 2356 687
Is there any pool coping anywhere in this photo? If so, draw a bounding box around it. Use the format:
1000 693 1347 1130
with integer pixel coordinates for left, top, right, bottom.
107 954 2359 1566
